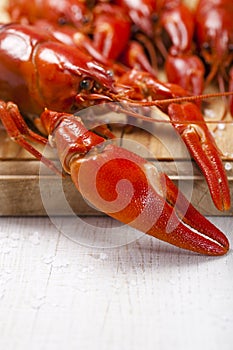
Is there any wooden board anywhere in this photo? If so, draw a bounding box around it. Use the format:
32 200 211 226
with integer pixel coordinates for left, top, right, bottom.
1 0 233 216
1 122 233 216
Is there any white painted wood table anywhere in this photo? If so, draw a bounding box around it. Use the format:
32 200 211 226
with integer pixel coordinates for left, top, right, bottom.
0 216 233 350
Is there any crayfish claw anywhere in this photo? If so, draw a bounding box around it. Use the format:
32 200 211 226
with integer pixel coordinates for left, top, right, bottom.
67 139 229 256
168 102 231 211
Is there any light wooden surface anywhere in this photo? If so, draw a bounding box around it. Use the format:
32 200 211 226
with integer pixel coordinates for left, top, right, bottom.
0 216 233 350
2 117 233 216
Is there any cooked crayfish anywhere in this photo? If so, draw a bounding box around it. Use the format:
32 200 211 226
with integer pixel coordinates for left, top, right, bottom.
194 0 233 115
6 0 203 90
113 0 203 91
0 22 231 255
7 0 233 97
7 0 95 31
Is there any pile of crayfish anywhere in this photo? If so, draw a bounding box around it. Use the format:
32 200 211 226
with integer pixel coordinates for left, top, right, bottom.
0 0 233 255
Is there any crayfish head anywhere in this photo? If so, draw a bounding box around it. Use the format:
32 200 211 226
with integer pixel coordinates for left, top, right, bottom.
75 67 117 107
36 40 116 113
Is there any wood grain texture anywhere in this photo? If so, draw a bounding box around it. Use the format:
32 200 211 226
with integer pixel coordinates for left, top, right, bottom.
1 126 233 216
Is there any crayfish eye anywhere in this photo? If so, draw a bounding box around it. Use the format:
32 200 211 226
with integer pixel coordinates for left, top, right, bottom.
80 78 93 90
58 17 68 25
106 69 114 78
228 43 233 53
202 42 211 53
151 13 158 23
82 15 91 24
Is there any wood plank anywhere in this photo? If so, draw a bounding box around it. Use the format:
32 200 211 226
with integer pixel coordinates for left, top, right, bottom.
1 156 233 216
1 119 233 216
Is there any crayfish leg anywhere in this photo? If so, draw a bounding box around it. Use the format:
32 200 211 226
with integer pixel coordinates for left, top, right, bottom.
0 101 62 176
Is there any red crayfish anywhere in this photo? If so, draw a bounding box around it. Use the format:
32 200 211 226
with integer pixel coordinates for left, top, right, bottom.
0 2 232 255
113 0 233 111
194 0 233 115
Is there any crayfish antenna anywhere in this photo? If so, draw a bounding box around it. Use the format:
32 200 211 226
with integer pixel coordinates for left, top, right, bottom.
126 91 233 108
